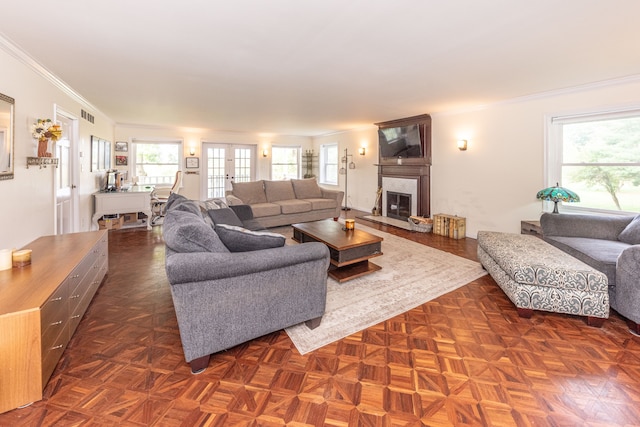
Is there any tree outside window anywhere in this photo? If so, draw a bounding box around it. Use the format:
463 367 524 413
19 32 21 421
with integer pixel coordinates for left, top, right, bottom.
133 142 181 185
553 112 640 213
271 146 300 180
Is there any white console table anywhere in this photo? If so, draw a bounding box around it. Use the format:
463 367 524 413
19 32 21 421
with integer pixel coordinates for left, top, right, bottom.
93 186 154 230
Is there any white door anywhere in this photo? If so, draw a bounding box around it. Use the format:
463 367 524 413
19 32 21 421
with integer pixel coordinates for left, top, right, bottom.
54 113 78 234
202 143 255 199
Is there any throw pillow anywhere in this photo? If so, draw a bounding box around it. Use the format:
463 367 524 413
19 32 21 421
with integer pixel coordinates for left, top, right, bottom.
208 208 244 227
291 178 323 199
231 180 267 205
264 180 296 202
619 214 640 245
215 223 286 252
163 210 229 253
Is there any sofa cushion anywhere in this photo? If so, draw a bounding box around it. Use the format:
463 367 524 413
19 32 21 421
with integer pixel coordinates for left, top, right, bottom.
250 202 282 218
292 178 323 199
163 210 229 253
231 180 267 204
619 214 640 245
215 223 286 252
264 180 296 202
276 199 312 214
208 207 244 227
303 198 337 210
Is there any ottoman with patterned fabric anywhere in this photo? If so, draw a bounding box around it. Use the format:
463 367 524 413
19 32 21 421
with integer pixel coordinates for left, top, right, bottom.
477 231 609 326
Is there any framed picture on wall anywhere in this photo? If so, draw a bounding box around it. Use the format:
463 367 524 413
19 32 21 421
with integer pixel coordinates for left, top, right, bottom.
186 157 199 168
116 155 128 166
115 141 128 152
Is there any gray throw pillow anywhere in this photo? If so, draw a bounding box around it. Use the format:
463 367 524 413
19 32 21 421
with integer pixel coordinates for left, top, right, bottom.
215 223 286 252
208 208 244 227
163 210 229 253
619 215 640 244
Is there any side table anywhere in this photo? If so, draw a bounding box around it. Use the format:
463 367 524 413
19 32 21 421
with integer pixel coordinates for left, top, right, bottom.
521 220 542 237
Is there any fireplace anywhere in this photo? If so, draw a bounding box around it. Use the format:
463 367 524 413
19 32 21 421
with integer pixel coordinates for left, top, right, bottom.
386 191 412 220
382 177 419 218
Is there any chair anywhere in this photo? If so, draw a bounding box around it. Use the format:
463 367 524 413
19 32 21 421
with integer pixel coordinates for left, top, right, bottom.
151 171 182 225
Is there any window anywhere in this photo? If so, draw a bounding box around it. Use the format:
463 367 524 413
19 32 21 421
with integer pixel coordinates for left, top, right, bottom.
132 140 182 185
319 143 338 185
547 109 640 213
271 146 300 180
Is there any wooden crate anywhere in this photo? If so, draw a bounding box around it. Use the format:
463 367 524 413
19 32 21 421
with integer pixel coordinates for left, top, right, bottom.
433 214 466 239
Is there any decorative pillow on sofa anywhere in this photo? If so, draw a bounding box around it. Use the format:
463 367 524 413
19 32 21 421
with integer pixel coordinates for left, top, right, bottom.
264 180 296 202
163 210 229 253
215 223 286 252
231 180 267 204
619 214 640 245
291 178 323 199
208 208 244 227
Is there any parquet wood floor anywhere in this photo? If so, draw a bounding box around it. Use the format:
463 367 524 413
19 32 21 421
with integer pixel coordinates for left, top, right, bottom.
2 215 640 426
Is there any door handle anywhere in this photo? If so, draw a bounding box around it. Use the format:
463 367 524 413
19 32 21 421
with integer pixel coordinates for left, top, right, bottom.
72 185 77 189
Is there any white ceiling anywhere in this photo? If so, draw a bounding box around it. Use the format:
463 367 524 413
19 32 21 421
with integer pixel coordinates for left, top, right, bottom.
2 1 640 136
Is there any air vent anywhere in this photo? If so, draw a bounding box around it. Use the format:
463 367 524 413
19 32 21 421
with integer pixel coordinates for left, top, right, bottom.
81 109 94 124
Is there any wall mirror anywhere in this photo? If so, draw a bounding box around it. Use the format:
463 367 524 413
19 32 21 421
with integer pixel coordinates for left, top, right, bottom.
0 92 14 181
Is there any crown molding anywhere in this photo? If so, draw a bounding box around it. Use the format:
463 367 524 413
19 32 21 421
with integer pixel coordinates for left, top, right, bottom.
433 74 640 117
0 33 100 114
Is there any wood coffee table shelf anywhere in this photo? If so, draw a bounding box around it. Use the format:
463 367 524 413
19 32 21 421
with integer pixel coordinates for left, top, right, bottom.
292 219 383 283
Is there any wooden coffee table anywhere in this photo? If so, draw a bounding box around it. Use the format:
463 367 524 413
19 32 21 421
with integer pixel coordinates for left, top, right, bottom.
292 219 383 283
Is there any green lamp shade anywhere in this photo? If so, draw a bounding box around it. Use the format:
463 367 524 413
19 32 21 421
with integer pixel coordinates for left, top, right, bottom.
536 182 580 213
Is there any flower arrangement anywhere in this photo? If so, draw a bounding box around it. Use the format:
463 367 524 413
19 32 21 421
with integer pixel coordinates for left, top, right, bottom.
31 118 62 142
31 118 62 157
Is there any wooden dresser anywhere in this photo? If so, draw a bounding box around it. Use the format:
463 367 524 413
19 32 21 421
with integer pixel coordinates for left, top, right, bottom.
0 231 108 414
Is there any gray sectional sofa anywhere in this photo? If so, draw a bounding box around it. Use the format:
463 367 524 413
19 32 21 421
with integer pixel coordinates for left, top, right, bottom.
226 178 344 228
541 212 640 334
162 193 330 373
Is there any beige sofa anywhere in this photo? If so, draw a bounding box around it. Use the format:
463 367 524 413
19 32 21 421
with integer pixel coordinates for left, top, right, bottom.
226 179 344 228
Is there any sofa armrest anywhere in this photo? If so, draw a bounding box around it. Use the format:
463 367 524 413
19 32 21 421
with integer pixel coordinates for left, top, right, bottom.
540 212 633 240
225 194 244 206
165 242 330 284
321 188 344 205
615 244 640 325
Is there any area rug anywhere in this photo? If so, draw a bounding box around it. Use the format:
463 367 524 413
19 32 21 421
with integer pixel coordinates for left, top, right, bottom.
278 223 487 355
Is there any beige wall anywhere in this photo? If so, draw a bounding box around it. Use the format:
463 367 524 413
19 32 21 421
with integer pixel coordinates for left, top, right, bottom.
0 47 113 249
312 127 379 213
319 77 640 238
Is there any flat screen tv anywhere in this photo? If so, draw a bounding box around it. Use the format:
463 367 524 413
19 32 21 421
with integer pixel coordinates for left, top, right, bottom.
378 124 423 158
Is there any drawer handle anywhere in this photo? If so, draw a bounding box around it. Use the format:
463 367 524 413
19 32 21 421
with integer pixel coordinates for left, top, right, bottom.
73 274 80 279
50 320 63 326
71 314 81 319
50 297 63 302
70 294 80 299
51 344 64 350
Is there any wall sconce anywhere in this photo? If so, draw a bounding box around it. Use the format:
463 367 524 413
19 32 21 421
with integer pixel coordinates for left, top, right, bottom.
262 149 268 158
189 147 196 156
457 140 468 151
358 147 366 156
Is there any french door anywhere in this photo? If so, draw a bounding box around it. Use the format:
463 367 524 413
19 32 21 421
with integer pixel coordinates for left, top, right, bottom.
202 143 256 199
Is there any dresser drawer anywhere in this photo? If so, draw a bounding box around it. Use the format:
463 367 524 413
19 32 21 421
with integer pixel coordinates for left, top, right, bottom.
41 325 69 385
40 281 69 336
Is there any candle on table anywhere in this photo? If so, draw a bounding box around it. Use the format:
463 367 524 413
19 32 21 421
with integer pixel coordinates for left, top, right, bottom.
12 249 32 268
